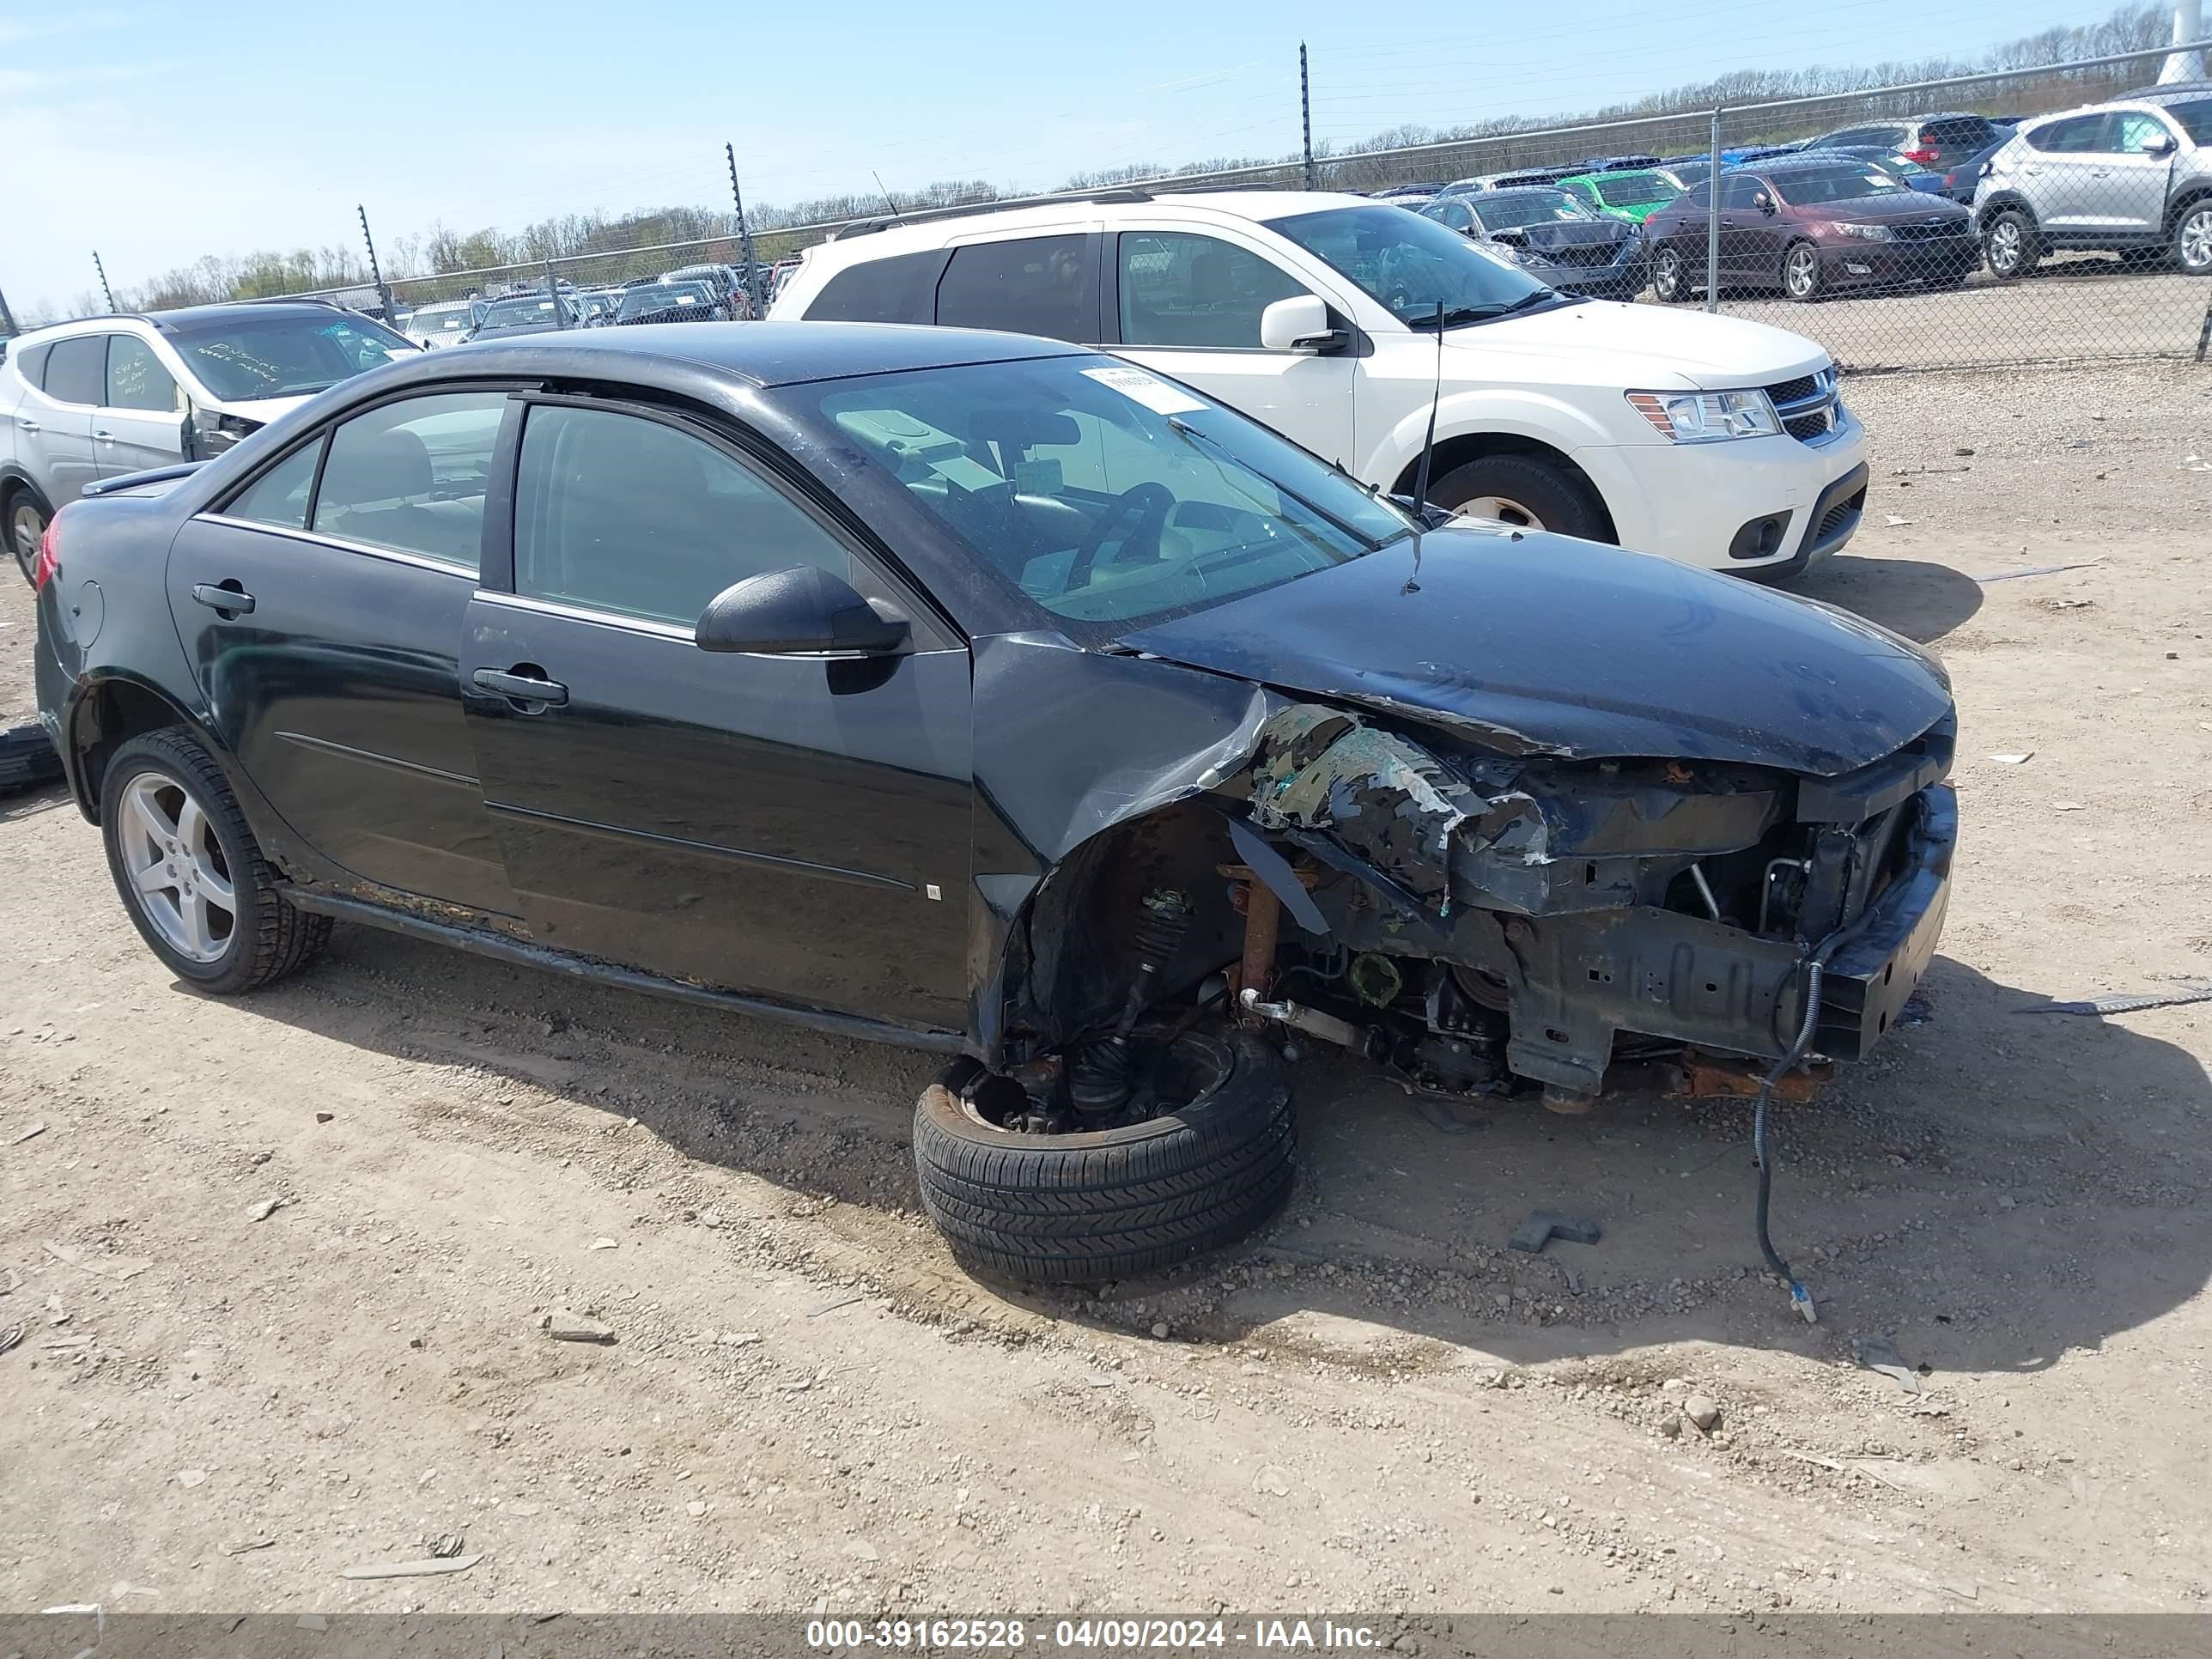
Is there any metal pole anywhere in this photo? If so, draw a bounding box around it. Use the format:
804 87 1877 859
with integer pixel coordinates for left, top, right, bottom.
546 256 566 328
357 205 394 322
1704 107 1723 315
92 252 116 312
2162 0 2207 82
0 283 16 337
726 143 763 319
1300 43 1318 191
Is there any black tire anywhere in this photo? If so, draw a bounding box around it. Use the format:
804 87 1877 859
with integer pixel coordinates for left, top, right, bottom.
1426 453 1610 540
913 1026 1295 1285
99 728 331 994
2173 199 2212 276
1984 207 2040 281
6 484 49 587
0 723 64 796
1650 244 1692 302
1782 240 1825 302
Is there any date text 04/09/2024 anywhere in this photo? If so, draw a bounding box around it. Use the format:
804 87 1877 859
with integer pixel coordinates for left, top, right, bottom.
803 1618 1383 1649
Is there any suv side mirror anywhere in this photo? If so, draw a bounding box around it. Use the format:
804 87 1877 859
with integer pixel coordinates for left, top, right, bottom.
2141 132 2177 156
1753 191 1775 213
696 565 911 656
1259 294 1346 354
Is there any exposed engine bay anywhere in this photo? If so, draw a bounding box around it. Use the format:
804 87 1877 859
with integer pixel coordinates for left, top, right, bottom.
977 699 1957 1133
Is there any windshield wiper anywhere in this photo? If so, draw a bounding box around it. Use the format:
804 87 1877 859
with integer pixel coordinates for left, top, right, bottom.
1409 289 1563 330
1165 416 1405 551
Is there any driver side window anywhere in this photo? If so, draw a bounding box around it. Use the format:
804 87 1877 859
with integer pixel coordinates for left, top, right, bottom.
1116 232 1310 349
1722 174 1767 209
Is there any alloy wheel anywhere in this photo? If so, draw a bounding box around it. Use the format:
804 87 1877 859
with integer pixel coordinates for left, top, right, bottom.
2179 205 2212 276
1654 248 1684 301
1456 495 1545 531
1988 219 2025 276
1785 246 1820 299
9 499 43 586
117 772 237 963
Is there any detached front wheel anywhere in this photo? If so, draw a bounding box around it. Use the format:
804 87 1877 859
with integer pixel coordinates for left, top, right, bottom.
914 1025 1294 1285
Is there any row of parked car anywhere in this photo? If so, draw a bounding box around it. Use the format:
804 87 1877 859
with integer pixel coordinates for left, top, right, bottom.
395 259 803 349
1380 85 2212 298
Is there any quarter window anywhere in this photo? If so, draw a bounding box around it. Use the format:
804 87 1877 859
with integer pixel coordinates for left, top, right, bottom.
311 391 507 568
1115 232 1310 349
229 441 322 531
936 235 1095 343
105 336 181 412
512 404 851 627
42 336 107 406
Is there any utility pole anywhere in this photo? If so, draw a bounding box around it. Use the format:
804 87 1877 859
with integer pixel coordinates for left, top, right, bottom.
92 252 116 313
0 282 17 337
1300 43 1318 191
357 205 394 322
2160 0 2206 83
726 143 763 319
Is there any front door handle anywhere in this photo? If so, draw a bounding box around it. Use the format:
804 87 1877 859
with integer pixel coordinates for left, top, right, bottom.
472 667 568 707
190 581 255 616
94 430 117 442
1718 219 1737 228
15 417 38 434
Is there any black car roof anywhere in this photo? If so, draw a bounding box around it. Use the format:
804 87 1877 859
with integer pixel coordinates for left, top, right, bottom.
430 321 1088 389
147 301 365 331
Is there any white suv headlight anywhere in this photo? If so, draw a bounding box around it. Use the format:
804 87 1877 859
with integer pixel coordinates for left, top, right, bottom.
1625 389 1783 443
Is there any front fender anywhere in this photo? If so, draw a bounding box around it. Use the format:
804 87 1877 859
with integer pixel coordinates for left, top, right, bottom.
1362 389 1629 494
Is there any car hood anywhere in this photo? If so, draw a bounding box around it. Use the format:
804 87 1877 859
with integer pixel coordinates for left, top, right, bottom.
1495 219 1637 251
1115 523 1952 777
1807 193 1970 222
203 392 313 425
1455 298 1825 386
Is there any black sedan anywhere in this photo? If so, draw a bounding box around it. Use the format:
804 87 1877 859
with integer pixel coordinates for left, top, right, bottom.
32 324 1956 1285
1422 188 1650 298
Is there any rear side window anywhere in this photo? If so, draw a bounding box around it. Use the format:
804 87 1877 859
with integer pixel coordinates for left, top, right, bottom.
229 441 323 531
1824 126 1895 149
1115 232 1309 349
512 404 850 627
805 250 950 324
2029 114 2107 153
42 337 107 405
106 337 182 412
1922 116 1996 149
936 235 1096 343
312 391 507 568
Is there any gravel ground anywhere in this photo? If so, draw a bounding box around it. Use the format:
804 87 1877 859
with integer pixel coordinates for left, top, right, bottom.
1 362 2209 1619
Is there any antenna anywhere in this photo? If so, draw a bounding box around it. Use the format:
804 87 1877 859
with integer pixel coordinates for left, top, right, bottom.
1402 299 1446 595
872 171 902 216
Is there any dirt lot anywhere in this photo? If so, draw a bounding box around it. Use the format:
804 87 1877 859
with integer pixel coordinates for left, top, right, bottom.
3 362 2210 1620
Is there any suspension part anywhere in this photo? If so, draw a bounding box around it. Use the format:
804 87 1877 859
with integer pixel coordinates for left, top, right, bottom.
1068 887 1192 1121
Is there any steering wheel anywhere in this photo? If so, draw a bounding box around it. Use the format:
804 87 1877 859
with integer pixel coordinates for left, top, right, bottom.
1064 483 1175 592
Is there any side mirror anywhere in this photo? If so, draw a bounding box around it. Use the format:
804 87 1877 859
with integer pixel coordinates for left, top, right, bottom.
2142 133 2176 156
1753 191 1775 214
696 565 910 656
1259 294 1345 354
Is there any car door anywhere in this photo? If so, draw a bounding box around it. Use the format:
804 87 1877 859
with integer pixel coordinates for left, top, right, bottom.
459 397 973 1033
1104 228 1358 471
94 334 191 477
1717 173 1782 283
172 387 520 915
2094 111 2179 234
2021 113 2110 229
21 335 105 503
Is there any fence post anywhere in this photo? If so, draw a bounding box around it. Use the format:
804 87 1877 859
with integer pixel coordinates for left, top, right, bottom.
1300 43 1318 191
1705 106 1723 314
726 143 763 318
546 256 566 327
93 251 116 312
357 206 394 324
0 282 16 337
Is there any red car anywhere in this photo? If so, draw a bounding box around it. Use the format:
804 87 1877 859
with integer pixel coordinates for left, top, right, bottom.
1644 158 1979 301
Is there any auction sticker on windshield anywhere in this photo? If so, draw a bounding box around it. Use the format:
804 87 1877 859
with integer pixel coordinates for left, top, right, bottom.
1082 365 1206 416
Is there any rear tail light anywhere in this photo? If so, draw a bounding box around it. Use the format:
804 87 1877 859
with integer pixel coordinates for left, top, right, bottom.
32 511 61 592
1902 145 1938 165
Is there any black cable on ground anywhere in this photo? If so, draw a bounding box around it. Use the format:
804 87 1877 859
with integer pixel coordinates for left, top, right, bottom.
1753 955 1828 1325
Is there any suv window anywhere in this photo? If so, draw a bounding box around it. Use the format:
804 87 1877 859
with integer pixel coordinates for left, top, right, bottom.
1823 125 1897 149
806 250 949 324
2171 100 2212 144
105 336 181 412
2029 113 2108 153
229 441 323 531
1923 116 1997 149
2112 111 2172 152
1677 179 1715 210
513 404 851 627
312 391 507 568
43 336 107 406
1116 232 1309 349
1721 174 1767 208
936 235 1095 343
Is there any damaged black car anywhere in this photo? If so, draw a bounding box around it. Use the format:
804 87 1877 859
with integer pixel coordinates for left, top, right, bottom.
32 323 1955 1286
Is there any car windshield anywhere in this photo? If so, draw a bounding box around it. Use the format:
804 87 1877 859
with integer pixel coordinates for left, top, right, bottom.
1267 204 1556 329
414 306 472 332
482 297 562 326
1771 165 1912 204
775 355 1413 638
2168 100 2212 143
618 283 714 319
165 313 416 401
1592 171 1671 206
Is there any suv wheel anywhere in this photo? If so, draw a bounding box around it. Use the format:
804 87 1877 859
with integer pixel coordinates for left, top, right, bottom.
2176 201 2212 276
1984 208 2040 280
914 1024 1294 1285
1651 245 1692 302
1428 454 1610 540
1783 241 1825 302
100 729 331 994
7 488 47 586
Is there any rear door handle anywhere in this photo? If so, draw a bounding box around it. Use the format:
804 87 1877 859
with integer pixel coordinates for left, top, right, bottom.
190 582 255 616
472 668 568 707
1718 219 1736 228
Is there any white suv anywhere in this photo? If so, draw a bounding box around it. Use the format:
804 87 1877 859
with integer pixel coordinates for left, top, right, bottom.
770 190 1870 577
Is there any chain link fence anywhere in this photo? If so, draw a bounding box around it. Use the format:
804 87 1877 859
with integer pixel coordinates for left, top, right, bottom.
293 42 2212 375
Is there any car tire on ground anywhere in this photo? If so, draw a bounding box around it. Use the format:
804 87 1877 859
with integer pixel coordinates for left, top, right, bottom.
2174 200 2212 276
0 724 64 797
1650 245 1692 302
1984 207 2040 280
1426 453 1610 539
1782 240 1826 302
99 728 331 995
913 1025 1295 1285
6 484 50 587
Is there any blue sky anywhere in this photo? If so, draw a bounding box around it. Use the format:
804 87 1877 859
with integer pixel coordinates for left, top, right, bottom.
1 0 2126 319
